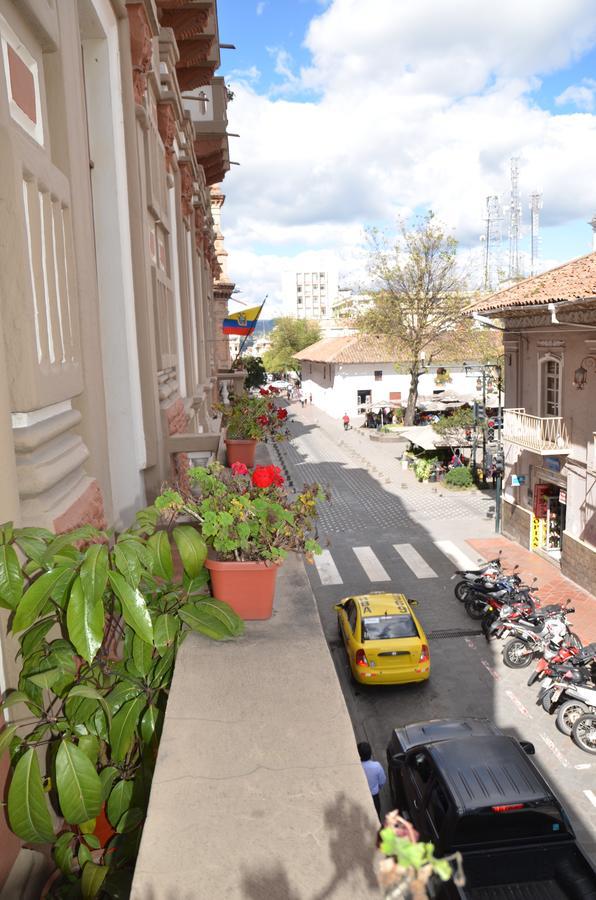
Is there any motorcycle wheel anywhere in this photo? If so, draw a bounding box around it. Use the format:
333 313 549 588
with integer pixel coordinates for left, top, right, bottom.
539 687 555 712
464 597 486 620
527 670 539 686
502 638 534 668
563 633 583 650
454 581 471 602
572 714 596 755
556 699 590 736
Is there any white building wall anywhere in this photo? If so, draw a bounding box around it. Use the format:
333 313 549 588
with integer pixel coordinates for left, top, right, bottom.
300 363 483 420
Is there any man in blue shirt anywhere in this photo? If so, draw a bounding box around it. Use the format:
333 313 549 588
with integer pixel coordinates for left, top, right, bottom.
358 741 386 822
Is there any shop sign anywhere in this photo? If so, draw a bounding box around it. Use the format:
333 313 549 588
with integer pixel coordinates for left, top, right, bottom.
545 457 562 473
511 474 526 486
559 489 567 505
533 483 551 519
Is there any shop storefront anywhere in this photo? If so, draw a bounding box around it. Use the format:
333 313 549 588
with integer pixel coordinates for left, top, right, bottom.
530 461 567 561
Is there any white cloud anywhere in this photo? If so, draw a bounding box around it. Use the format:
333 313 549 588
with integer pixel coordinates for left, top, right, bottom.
256 1 266 15
555 79 596 111
221 0 596 311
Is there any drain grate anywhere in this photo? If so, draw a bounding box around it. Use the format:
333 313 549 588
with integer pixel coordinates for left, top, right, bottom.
428 628 483 639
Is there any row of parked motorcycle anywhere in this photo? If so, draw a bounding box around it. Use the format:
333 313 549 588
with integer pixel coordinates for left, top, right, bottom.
453 554 596 755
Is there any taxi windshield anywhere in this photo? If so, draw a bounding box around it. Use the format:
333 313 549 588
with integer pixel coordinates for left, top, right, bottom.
362 615 418 641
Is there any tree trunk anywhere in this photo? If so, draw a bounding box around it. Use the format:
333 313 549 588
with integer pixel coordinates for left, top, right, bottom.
404 366 421 426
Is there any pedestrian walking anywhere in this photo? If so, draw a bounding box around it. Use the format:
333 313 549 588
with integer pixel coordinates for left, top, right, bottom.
357 741 386 821
309 393 313 405
342 413 350 431
300 390 306 408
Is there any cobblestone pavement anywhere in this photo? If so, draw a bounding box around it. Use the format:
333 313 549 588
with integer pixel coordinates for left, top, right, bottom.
279 400 596 861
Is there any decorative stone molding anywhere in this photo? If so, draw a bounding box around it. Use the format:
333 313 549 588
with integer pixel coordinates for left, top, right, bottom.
537 339 566 348
53 480 107 533
157 101 176 168
160 8 210 40
178 162 194 218
127 4 153 105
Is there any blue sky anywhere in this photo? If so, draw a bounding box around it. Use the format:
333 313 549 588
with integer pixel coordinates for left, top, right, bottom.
215 0 596 311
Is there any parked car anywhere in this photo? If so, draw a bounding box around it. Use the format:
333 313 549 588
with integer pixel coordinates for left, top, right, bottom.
269 379 292 391
386 717 596 899
334 592 430 685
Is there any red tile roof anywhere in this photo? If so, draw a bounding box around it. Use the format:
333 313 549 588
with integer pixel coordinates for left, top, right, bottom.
471 252 596 315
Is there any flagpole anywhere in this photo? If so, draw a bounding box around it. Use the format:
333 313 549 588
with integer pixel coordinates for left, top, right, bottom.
231 295 267 368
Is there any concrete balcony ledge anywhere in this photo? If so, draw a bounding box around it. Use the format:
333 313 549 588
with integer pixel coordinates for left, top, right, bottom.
131 552 380 899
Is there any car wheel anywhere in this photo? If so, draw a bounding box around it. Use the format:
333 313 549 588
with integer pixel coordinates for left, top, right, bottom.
572 714 596 755
556 699 590 736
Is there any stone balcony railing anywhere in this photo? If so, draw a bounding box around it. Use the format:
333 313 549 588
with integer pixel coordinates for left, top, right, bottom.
503 408 570 455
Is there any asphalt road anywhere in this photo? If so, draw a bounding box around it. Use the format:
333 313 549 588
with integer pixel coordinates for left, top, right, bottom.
274 405 596 862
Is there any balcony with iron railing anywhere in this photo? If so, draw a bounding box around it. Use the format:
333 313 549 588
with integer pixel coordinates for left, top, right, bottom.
503 408 570 455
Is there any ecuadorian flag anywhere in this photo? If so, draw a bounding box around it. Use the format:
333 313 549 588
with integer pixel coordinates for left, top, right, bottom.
222 305 262 336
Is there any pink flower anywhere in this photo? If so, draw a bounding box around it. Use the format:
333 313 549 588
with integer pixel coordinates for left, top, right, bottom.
231 461 249 476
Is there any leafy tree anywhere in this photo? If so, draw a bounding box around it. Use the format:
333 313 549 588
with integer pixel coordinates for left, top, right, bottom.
433 407 474 444
263 318 321 374
355 213 470 425
242 356 267 390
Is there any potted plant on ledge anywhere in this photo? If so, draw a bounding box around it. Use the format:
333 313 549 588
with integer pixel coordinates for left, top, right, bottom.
223 388 287 467
156 462 326 620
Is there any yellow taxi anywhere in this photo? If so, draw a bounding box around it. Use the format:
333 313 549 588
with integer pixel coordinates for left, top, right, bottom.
334 592 430 685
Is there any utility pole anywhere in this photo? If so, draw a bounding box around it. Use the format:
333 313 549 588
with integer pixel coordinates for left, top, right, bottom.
508 157 522 280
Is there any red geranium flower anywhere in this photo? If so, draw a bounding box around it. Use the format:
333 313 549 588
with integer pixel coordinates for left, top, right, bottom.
252 465 285 489
269 386 280 395
259 388 269 396
231 461 249 476
268 402 275 411
276 408 288 420
256 415 270 426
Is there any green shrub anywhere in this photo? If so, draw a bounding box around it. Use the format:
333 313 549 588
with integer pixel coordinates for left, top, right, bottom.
444 466 473 487
414 458 437 481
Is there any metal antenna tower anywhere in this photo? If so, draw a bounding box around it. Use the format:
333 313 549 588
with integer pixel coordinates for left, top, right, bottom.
483 195 503 291
530 191 543 276
508 157 522 279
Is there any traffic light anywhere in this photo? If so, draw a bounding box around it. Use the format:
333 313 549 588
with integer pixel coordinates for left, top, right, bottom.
493 450 505 473
473 402 486 425
487 419 495 441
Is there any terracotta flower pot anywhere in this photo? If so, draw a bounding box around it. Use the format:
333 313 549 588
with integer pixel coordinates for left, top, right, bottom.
205 557 280 620
225 438 257 468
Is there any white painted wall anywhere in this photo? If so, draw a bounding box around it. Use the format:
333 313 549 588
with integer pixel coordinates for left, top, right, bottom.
81 0 147 526
300 362 482 420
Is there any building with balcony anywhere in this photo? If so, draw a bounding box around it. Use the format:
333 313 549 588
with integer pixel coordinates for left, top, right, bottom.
472 252 596 591
0 0 235 889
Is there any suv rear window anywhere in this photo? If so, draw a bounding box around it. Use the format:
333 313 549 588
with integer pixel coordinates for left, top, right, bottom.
362 615 418 641
454 804 568 846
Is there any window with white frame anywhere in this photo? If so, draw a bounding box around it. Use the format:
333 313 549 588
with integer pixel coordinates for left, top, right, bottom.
539 357 561 417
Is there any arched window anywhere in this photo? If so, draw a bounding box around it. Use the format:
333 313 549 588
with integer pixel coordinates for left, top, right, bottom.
540 357 561 417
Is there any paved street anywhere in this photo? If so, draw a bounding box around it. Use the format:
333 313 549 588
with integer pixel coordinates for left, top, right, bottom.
275 402 596 861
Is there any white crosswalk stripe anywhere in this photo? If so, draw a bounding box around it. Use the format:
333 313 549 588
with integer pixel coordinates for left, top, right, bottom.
313 549 343 585
393 543 437 578
353 546 390 581
434 540 479 572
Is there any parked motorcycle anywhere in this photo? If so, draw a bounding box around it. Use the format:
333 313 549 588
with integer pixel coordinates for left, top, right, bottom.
539 671 596 735
464 576 531 621
501 606 581 669
452 554 506 601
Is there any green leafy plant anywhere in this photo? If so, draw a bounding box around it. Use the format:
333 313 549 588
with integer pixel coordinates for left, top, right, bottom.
444 466 473 488
376 811 462 899
414 458 437 482
0 513 244 897
156 461 326 563
242 356 268 391
223 392 288 442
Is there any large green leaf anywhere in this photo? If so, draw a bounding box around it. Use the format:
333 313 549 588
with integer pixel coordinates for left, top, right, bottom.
43 526 99 564
105 682 143 717
12 566 72 633
149 646 175 688
66 576 104 664
118 534 154 573
179 598 245 641
55 740 102 825
0 723 18 761
13 535 48 565
116 807 143 834
140 704 162 745
109 697 144 763
154 613 179 655
0 544 23 609
80 544 109 608
172 526 207 578
78 734 100 765
147 531 173 581
20 616 55 659
107 572 153 645
0 689 41 714
81 861 108 900
7 748 54 842
107 779 133 829
53 830 75 877
132 633 153 677
28 667 62 689
113 544 142 589
99 766 119 801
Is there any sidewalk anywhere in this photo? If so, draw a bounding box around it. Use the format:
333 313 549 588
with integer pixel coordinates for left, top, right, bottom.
467 536 596 644
132 443 380 900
